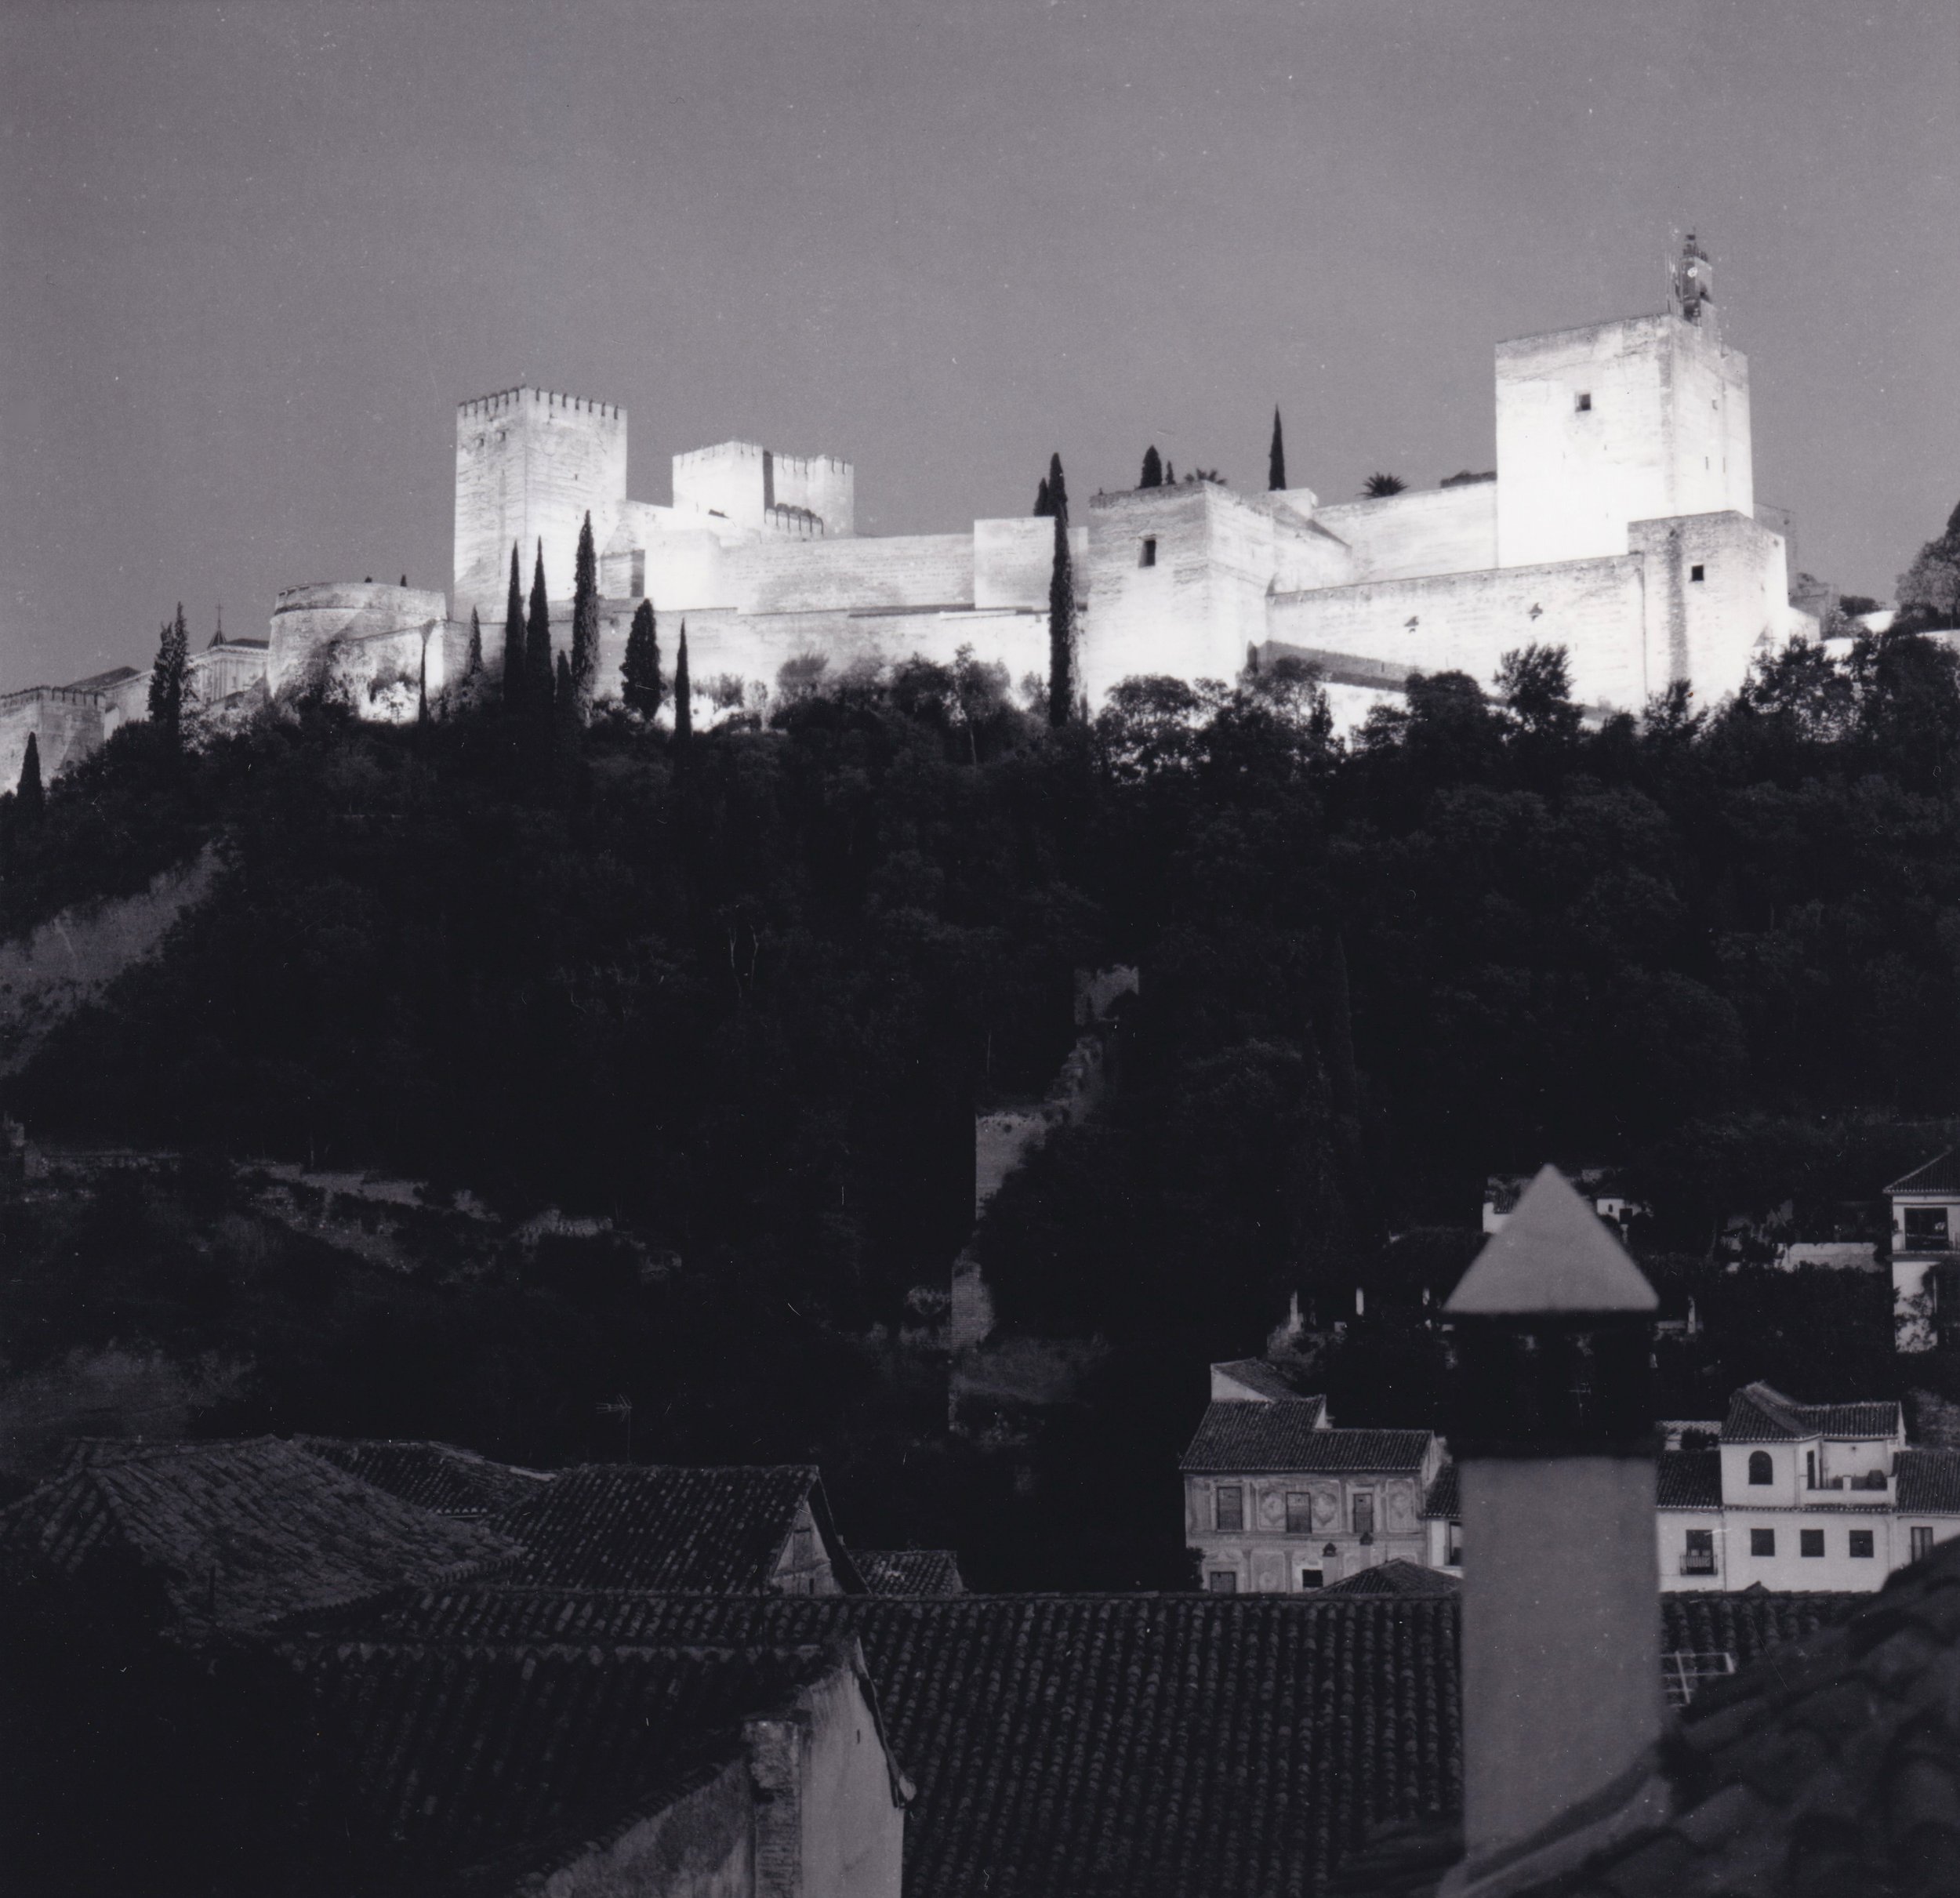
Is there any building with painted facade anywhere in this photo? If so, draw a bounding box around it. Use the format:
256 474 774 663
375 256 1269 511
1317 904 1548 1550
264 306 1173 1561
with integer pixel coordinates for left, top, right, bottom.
1180 1361 1443 1592
1885 1149 1960 1351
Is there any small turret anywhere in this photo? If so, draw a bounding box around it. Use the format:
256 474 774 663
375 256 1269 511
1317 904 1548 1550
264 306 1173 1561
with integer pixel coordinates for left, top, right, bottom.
1671 231 1718 339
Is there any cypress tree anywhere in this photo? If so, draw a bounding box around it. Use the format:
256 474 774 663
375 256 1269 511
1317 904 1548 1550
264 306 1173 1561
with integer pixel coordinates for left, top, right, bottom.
622 599 662 717
524 542 554 710
1139 446 1163 489
147 604 190 738
1033 477 1054 519
466 608 484 677
553 651 581 790
569 511 599 717
1269 408 1287 491
1163 459 1175 485
501 543 526 709
673 623 692 739
15 732 44 825
1046 455 1074 728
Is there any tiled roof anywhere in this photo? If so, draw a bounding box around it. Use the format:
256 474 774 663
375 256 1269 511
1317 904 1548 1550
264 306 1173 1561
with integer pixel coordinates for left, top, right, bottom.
293 1438 555 1519
0 1439 517 1633
491 1464 849 1592
1323 1560 1459 1597
293 1636 852 1889
1656 1450 1722 1508
1885 1149 1960 1196
1420 1464 1458 1520
1212 1358 1328 1404
1896 1448 1960 1513
855 1549 966 1595
1722 1381 1902 1443
354 1591 1464 1898
1180 1406 1433 1474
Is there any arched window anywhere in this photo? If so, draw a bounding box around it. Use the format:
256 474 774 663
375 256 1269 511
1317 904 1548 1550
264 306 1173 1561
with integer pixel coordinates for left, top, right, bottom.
1748 1451 1773 1486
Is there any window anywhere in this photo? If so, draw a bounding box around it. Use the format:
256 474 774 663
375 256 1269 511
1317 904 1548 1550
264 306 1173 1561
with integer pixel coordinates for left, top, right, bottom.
1806 1452 1817 1490
1748 1451 1773 1486
1297 1567 1323 1591
1751 1528 1776 1558
1575 391 1592 412
1800 1529 1824 1559
1207 1571 1238 1594
630 551 646 597
1912 1526 1936 1563
1214 1485 1244 1533
1141 538 1157 568
1352 1493 1375 1537
1690 564 1706 582
1446 1520 1463 1566
1849 1530 1875 1559
1682 1530 1716 1576
1286 1492 1312 1535
1905 1206 1950 1246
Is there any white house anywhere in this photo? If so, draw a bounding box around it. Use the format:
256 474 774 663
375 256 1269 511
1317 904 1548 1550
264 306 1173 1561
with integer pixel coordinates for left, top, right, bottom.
1657 1381 1960 1591
1885 1149 1960 1351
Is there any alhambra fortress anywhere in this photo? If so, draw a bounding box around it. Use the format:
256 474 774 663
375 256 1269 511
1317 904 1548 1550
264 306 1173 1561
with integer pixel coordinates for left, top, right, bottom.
2 241 1825 784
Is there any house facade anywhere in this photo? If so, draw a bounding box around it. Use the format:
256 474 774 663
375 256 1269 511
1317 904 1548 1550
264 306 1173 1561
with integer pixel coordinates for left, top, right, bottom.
1181 1366 1442 1592
1885 1149 1960 1351
1656 1382 1960 1591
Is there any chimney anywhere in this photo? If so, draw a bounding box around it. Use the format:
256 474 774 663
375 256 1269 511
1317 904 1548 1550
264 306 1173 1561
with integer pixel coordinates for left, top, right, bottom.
1442 1165 1666 1891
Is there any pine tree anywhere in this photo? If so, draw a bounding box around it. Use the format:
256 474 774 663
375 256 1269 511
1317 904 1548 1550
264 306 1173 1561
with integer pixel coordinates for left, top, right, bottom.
524 542 554 710
466 608 484 677
622 599 662 717
1046 455 1075 728
1269 408 1287 491
1140 446 1163 489
569 511 600 716
673 623 692 739
501 543 526 709
15 731 44 825
1163 459 1175 484
147 604 190 738
553 651 581 789
1033 477 1054 518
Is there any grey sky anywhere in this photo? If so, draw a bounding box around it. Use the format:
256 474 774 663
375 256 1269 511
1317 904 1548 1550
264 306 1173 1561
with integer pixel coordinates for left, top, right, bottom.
3 0 1955 688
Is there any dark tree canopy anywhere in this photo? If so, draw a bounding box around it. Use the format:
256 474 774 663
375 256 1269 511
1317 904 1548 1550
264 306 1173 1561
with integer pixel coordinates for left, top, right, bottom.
569 512 600 715
1033 477 1054 519
1047 455 1075 727
14 731 44 823
524 543 554 710
672 622 692 739
1268 408 1286 492
1362 474 1406 498
1139 446 1163 490
147 605 190 735
501 543 526 709
466 608 483 678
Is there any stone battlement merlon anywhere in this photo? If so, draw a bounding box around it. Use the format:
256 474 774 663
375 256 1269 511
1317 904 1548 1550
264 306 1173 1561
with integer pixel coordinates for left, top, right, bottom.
456 387 625 420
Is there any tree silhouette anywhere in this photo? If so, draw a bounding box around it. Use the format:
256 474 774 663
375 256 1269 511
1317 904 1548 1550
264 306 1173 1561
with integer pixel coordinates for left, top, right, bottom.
569 512 600 716
524 542 554 712
1139 446 1163 490
147 605 190 738
501 543 526 709
1362 474 1406 498
622 599 662 717
1047 454 1075 728
1269 409 1287 491
14 731 44 825
1033 477 1054 518
673 623 692 739
466 608 484 678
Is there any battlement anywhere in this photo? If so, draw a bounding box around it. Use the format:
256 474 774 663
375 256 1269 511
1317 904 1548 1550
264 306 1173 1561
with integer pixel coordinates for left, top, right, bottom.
673 441 855 539
457 386 625 422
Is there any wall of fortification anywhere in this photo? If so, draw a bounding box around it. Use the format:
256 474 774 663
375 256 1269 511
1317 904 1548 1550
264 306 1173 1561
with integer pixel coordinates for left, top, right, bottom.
1628 510 1798 705
453 390 627 627
0 689 106 789
1494 314 1751 568
269 583 448 695
974 518 1087 610
1268 552 1649 710
725 534 975 615
1314 481 1500 582
671 442 856 539
768 449 855 537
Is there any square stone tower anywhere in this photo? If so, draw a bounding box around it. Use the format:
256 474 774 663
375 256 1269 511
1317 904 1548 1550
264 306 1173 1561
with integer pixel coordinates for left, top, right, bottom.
1494 250 1751 571
454 389 628 627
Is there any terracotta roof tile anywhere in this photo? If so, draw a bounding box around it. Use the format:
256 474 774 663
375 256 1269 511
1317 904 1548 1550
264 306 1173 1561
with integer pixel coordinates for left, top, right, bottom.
1210 1359 1328 1404
1721 1383 1902 1443
1884 1149 1960 1196
1180 1406 1432 1474
1896 1449 1960 1513
0 1439 517 1634
490 1464 845 1592
855 1550 966 1595
293 1438 555 1519
1656 1450 1722 1508
1421 1464 1460 1519
1322 1560 1458 1597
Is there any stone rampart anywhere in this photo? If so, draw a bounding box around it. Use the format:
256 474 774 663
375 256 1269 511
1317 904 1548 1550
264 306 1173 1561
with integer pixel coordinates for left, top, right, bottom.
728 533 975 615
270 582 448 695
0 688 106 789
1315 481 1500 582
1268 551 1649 710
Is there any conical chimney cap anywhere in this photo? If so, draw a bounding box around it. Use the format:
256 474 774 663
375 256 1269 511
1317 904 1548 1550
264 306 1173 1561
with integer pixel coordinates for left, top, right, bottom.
1445 1165 1657 1316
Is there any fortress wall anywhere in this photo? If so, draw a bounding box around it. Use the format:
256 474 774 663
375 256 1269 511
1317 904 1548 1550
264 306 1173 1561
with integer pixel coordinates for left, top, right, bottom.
1315 482 1499 582
1628 510 1795 706
605 518 731 613
590 604 1048 716
269 583 448 694
1267 553 1649 711
673 441 772 528
453 390 626 628
724 534 975 615
975 519 1087 611
0 690 105 789
768 450 855 536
